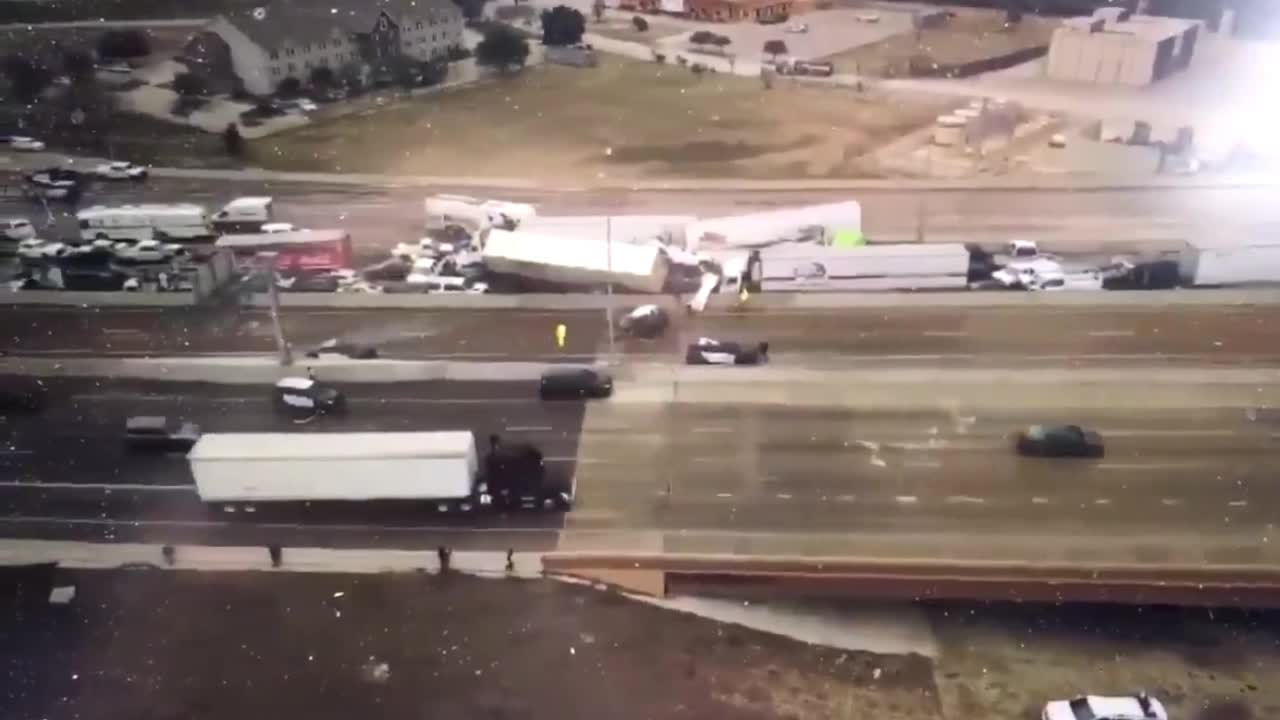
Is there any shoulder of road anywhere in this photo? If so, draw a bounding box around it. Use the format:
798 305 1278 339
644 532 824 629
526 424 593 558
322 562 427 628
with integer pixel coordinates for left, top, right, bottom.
4 151 1280 193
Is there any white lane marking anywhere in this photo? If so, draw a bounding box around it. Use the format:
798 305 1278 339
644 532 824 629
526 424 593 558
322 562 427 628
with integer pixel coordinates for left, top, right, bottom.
1094 498 1112 505
1102 429 1235 438
904 459 943 468
1161 498 1183 506
775 493 792 500
1031 496 1050 504
691 426 734 434
1228 499 1249 507
716 492 733 498
691 456 720 464
0 450 35 456
1097 462 1204 471
836 494 856 502
506 426 552 432
895 495 918 504
0 481 193 492
945 495 985 504
1088 330 1136 337
922 330 968 337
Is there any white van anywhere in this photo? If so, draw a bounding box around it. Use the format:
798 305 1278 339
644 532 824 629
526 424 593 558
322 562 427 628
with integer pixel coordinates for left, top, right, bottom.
77 204 212 242
1 218 36 241
212 196 274 233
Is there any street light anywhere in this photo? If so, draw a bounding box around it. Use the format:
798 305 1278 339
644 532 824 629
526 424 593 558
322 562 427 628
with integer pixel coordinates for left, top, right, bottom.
604 216 616 360
256 251 293 366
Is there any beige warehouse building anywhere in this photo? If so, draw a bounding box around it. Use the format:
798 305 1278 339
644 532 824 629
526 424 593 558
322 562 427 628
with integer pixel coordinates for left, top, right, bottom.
1046 9 1201 87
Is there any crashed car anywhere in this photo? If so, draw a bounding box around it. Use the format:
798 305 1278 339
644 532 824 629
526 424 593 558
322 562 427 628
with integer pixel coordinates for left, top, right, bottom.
124 416 201 453
303 338 379 359
618 304 669 338
93 161 148 181
685 337 769 366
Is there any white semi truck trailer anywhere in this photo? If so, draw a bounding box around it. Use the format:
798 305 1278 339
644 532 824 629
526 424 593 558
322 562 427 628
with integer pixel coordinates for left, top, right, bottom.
188 431 572 513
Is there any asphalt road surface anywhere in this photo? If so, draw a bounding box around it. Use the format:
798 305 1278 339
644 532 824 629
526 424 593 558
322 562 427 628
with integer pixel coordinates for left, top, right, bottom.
2 175 1273 263
5 304 1280 366
0 379 1275 555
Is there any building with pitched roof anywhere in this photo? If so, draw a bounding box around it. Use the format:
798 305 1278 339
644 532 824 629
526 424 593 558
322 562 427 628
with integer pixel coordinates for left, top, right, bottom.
184 0 463 96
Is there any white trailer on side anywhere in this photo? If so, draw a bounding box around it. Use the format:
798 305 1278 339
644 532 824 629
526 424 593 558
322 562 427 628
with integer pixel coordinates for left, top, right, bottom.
188 431 571 512
519 215 693 247
1178 237 1280 287
751 242 970 291
212 196 274 233
482 228 671 293
684 202 862 253
424 194 536 240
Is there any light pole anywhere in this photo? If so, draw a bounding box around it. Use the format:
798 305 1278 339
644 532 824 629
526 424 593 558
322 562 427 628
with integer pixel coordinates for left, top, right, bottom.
604 216 616 360
257 251 292 366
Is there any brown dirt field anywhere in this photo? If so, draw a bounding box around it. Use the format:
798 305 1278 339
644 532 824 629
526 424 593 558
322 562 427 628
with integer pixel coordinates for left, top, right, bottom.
823 8 1058 79
249 56 950 182
2 570 942 720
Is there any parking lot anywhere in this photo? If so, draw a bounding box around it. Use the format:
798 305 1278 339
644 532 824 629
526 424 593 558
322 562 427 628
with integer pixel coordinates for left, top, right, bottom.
654 8 914 62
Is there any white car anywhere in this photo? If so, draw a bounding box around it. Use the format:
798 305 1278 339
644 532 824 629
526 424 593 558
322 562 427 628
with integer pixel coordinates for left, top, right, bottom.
261 222 297 234
786 22 808 33
1 217 36 241
1042 694 1167 720
93 161 148 181
9 136 46 151
854 11 880 22
112 239 184 263
16 238 67 261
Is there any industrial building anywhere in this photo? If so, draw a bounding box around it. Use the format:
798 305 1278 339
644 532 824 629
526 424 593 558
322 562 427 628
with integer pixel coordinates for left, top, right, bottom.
1046 9 1201 86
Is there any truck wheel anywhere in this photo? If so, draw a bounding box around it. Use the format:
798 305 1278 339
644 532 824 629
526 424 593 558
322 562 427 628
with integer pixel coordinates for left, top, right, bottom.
541 497 556 511
435 502 450 513
458 501 474 512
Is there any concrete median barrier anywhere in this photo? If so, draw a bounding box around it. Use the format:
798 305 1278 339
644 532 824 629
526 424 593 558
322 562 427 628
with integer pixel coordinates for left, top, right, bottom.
542 550 1280 606
1 291 199 307
250 288 1280 311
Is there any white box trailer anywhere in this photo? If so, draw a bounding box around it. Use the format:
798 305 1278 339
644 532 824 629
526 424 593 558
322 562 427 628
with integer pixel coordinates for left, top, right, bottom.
752 242 970 291
482 228 670 293
77 203 212 242
189 432 479 502
685 202 862 253
1178 237 1280 286
212 196 274 233
520 215 692 246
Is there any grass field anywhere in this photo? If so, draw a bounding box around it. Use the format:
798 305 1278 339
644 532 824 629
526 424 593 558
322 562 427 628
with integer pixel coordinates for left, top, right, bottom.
824 9 1058 78
250 56 949 182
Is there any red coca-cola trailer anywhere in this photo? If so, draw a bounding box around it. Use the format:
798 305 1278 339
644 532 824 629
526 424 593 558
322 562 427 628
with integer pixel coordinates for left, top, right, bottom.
215 229 353 271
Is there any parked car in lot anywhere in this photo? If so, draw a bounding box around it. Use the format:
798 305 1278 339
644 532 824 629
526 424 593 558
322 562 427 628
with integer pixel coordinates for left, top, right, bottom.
303 338 379 359
1 217 36 241
272 376 346 415
1041 693 1166 720
685 337 770 366
125 416 202 453
1015 424 1105 458
619 304 669 339
786 22 808 32
93 161 148 180
539 366 613 400
9 136 45 151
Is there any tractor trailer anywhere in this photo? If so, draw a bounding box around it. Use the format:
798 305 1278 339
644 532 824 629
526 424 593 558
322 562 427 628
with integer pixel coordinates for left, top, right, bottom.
187 431 572 512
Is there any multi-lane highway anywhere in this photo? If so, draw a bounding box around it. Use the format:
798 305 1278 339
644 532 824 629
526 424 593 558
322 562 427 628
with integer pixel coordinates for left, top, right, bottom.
6 303 1280 366
3 174 1276 263
1 378 1276 563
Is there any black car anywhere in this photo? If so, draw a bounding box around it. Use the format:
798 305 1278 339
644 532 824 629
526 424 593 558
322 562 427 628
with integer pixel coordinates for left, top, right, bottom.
0 378 46 413
273 377 346 415
539 366 612 400
1015 424 1105 458
685 337 769 366
124 416 201 453
304 339 379 360
618 304 669 339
